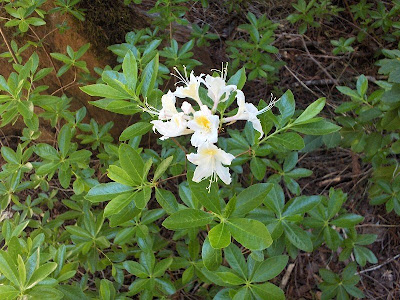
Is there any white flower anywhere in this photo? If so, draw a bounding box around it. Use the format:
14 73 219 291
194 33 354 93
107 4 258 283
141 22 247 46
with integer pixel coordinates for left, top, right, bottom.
187 105 219 147
223 90 266 138
151 112 193 140
181 101 195 115
158 91 178 120
187 142 235 185
173 67 203 106
203 66 237 111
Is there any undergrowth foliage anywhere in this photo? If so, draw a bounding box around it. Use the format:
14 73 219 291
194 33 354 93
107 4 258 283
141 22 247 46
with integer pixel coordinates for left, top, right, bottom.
0 0 398 299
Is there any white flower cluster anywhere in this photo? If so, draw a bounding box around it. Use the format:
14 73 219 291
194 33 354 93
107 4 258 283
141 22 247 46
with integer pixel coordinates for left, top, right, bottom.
147 65 278 187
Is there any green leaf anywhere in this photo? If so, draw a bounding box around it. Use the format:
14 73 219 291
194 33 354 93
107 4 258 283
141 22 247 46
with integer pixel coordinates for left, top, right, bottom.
123 261 148 278
65 226 91 239
331 214 364 228
123 50 138 91
283 195 322 217
216 271 245 285
99 279 114 300
153 156 173 181
293 98 326 125
227 218 272 250
251 283 285 300
269 132 305 150
153 257 173 277
209 223 231 249
1 147 18 164
223 196 237 218
17 255 26 287
319 268 337 283
224 244 247 279
104 192 136 217
162 209 214 230
107 165 135 186
0 251 19 287
119 122 153 141
155 188 178 214
276 90 295 126
282 222 312 252
233 183 273 217
80 84 130 99
250 157 266 180
139 54 159 98
58 125 72 158
250 255 288 282
0 285 18 299
189 177 221 214
133 186 152 210
17 100 34 120
227 67 246 90
55 285 87 300
26 262 57 289
86 182 134 203
291 120 341 135
336 86 361 100
202 237 222 271
27 286 63 300
89 99 141 115
155 278 176 295
119 144 144 185
356 75 368 97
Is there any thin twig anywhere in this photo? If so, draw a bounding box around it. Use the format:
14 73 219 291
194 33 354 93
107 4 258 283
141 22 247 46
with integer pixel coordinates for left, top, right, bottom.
51 68 77 96
358 254 400 275
300 36 339 86
29 25 64 92
0 26 18 64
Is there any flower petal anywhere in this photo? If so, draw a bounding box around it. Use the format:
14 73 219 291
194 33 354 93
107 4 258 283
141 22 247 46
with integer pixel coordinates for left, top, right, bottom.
215 162 232 185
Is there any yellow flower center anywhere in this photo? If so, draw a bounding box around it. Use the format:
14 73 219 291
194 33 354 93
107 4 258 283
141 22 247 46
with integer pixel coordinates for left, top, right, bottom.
203 149 218 156
196 115 211 130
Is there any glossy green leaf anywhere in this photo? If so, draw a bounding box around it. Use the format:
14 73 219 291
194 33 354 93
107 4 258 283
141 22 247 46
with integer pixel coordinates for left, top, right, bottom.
26 262 57 289
250 255 288 282
153 156 173 181
269 132 305 150
291 120 341 135
86 182 134 203
119 122 153 141
80 84 130 99
227 218 272 250
293 98 326 125
162 209 214 230
155 188 178 214
202 237 222 271
209 223 231 249
119 144 144 185
233 183 273 217
104 192 136 217
282 222 312 252
133 186 152 210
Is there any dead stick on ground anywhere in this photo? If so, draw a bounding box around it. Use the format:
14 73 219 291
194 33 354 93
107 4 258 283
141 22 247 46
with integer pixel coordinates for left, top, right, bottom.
280 263 295 290
282 63 321 98
300 36 339 86
0 26 18 64
358 254 400 275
